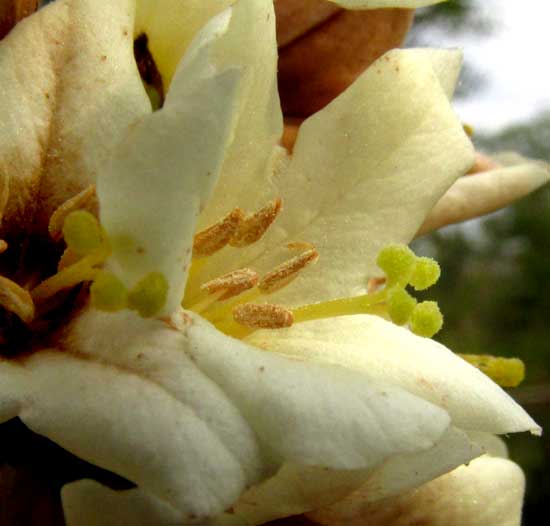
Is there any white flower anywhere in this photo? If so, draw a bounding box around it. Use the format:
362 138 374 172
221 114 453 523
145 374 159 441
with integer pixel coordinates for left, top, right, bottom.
0 0 546 525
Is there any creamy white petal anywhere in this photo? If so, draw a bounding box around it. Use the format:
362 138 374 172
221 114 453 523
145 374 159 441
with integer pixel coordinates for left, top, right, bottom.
197 0 284 229
62 479 183 526
330 0 446 8
98 8 242 314
61 427 482 526
0 0 149 235
134 0 233 86
307 455 526 526
184 313 451 470
192 49 474 305
1 307 452 519
417 157 550 236
247 315 540 435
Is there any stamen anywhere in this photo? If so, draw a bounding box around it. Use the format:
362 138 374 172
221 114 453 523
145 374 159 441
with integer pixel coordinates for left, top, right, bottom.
230 198 282 247
201 268 259 301
0 276 35 323
292 290 387 324
48 185 97 241
259 248 318 294
31 245 109 304
459 354 525 388
193 208 243 258
233 303 294 329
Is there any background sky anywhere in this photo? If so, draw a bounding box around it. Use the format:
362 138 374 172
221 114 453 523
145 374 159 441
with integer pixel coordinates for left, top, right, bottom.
417 0 550 132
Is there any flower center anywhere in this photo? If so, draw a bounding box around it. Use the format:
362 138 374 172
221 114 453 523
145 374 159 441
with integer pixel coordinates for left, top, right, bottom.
0 191 524 388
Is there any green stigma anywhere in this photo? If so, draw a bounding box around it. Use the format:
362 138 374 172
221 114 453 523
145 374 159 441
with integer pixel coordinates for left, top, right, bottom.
63 210 103 256
127 271 169 318
387 287 417 325
458 354 525 388
409 257 441 291
410 301 443 338
91 271 128 312
376 244 416 286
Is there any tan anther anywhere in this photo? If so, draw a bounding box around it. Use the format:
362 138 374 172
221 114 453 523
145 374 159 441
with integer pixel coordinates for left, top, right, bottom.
259 248 319 294
48 184 97 241
367 276 386 294
0 275 35 323
230 198 282 248
193 208 244 258
233 303 293 329
286 241 315 251
201 268 259 301
0 240 8 253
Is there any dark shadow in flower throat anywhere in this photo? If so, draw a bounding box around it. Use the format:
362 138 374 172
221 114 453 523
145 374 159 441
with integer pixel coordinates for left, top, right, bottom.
134 33 165 110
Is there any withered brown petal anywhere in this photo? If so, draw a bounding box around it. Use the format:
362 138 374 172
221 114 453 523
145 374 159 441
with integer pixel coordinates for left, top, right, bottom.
277 5 414 117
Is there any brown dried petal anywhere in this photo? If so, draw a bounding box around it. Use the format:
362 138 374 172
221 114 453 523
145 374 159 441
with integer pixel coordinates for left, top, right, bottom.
0 0 38 39
277 4 414 117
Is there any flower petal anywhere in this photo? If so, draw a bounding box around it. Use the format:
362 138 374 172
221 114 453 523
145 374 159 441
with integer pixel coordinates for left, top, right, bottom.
196 0 284 230
213 427 480 525
98 7 242 314
184 312 451 470
2 306 452 519
307 455 525 526
60 427 481 526
134 0 233 86
192 49 474 305
0 0 150 236
246 315 540 435
417 153 550 236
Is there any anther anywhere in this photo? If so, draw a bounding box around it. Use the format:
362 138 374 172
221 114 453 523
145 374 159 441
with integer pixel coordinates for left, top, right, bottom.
367 276 386 294
259 248 319 294
0 276 35 323
49 185 97 241
193 208 243 258
230 198 282 247
0 240 7 254
233 303 294 329
201 268 259 301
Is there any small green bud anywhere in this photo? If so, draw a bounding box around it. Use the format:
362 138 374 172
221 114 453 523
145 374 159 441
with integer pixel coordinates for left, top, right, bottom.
63 210 103 255
409 257 441 290
127 271 168 318
90 272 128 312
387 287 417 325
410 301 443 338
376 244 416 286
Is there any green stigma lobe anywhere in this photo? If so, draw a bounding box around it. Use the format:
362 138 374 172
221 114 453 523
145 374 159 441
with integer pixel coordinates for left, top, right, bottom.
63 211 103 256
91 271 128 312
387 287 417 325
409 257 441 291
376 244 416 286
127 271 169 318
410 301 443 338
459 354 525 388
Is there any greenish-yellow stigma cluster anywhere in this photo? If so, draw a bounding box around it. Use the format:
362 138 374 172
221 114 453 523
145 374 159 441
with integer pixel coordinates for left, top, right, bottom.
376 244 442 338
60 211 168 319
